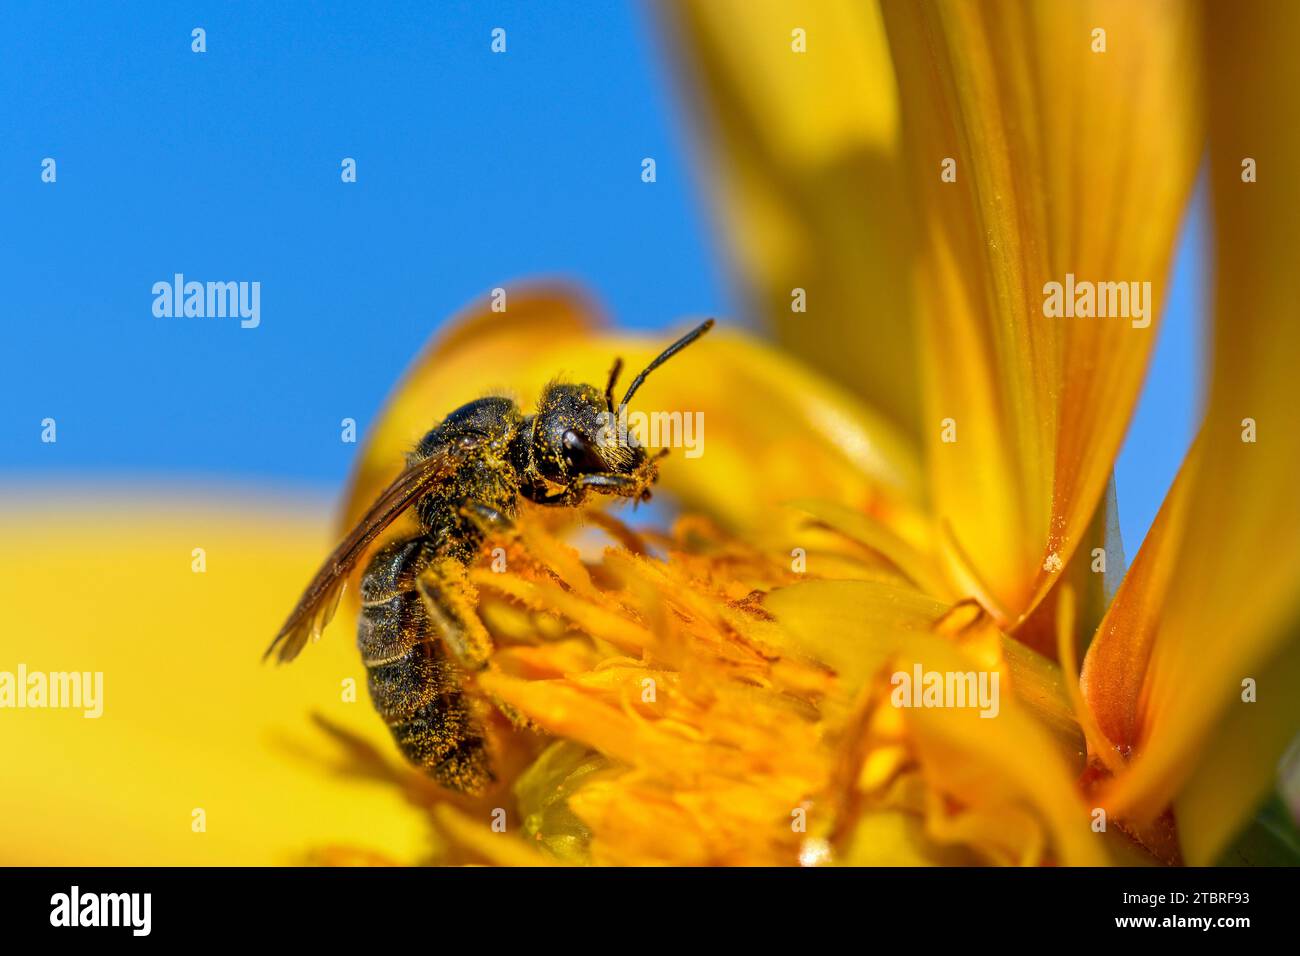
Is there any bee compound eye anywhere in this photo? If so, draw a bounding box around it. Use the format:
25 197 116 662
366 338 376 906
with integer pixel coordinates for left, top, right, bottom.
561 429 605 474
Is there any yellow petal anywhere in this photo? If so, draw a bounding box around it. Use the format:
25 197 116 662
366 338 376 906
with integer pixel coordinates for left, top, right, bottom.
880 0 1202 620
1081 448 1198 754
898 633 1104 865
1174 639 1300 865
767 579 1100 864
768 577 1087 766
0 493 433 865
839 808 982 866
1097 2 1300 855
660 0 921 436
429 804 551 867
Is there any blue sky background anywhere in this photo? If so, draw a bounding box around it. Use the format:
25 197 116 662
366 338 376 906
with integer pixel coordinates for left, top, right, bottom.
0 0 1201 552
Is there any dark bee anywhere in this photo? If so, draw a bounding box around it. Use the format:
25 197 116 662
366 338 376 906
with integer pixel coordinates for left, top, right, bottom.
266 319 713 792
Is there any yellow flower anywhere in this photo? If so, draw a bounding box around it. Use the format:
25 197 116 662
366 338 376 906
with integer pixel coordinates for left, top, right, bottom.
3 0 1296 868
318 280 1110 866
652 0 1299 865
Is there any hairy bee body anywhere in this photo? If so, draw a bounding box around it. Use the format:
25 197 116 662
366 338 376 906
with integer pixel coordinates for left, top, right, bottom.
358 537 489 790
358 397 524 792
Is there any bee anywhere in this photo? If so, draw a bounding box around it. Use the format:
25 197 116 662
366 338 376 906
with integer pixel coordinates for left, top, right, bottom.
266 319 713 792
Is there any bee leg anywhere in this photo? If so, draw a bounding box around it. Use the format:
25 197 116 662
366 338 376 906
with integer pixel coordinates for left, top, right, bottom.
529 489 573 506
413 551 534 734
531 474 643 508
575 474 640 496
457 500 517 538
414 558 494 672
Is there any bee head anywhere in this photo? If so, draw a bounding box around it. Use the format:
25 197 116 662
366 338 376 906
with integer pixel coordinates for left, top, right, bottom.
532 382 654 500
529 320 713 504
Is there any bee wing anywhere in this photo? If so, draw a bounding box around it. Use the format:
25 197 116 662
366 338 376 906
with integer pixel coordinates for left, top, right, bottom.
265 444 468 663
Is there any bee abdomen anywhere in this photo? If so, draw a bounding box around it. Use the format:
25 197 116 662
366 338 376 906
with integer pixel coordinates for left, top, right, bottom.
388 695 494 792
358 538 493 793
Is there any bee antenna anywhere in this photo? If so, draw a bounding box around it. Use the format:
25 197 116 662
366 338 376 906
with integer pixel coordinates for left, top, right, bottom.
617 319 714 413
605 357 623 415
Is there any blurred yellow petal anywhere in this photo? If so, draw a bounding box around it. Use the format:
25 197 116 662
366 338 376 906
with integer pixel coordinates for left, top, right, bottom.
1096 2 1300 859
767 579 1099 864
898 633 1104 865
651 331 924 535
1174 640 1300 866
429 804 551 867
880 0 1202 623
790 498 951 600
762 578 948 693
839 809 981 866
660 0 921 436
0 493 432 865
